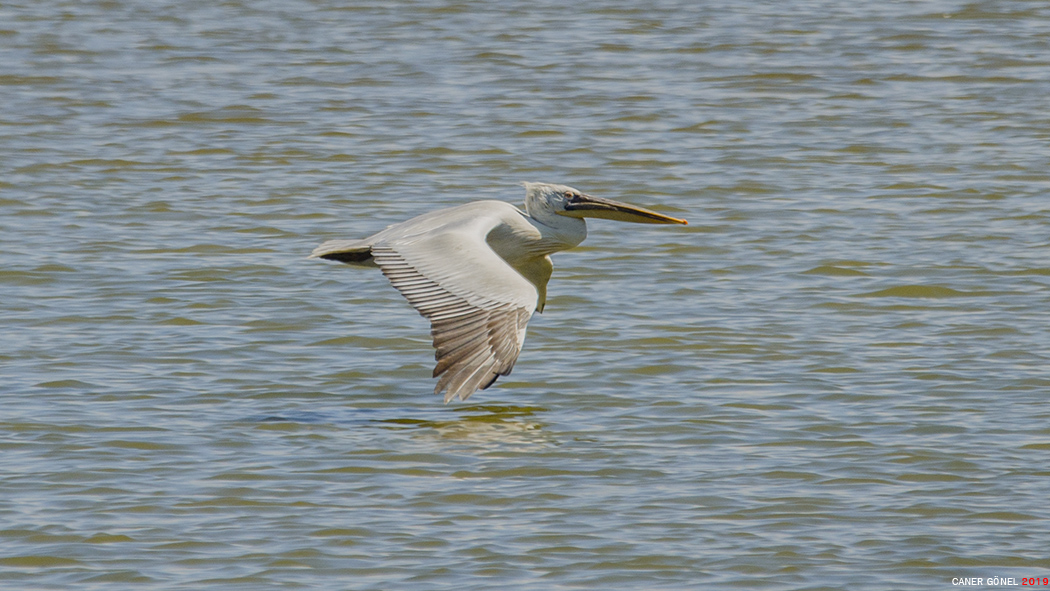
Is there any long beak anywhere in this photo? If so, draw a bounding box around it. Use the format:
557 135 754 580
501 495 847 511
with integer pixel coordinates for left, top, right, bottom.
563 193 688 225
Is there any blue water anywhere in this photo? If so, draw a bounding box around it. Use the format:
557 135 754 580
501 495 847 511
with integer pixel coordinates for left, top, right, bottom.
2 0 1049 589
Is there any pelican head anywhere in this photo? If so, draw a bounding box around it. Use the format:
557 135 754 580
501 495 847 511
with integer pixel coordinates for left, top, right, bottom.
522 182 688 225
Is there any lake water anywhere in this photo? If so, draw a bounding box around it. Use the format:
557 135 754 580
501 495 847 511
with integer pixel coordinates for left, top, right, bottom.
2 0 1049 589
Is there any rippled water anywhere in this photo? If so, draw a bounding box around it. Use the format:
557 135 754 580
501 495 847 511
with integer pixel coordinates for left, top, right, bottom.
3 0 1050 589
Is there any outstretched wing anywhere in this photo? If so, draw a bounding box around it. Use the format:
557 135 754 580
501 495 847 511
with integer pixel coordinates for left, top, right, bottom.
369 206 539 402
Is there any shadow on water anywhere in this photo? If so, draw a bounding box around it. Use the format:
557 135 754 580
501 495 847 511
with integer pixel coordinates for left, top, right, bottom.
251 404 545 423
377 405 551 443
385 404 546 425
247 405 551 443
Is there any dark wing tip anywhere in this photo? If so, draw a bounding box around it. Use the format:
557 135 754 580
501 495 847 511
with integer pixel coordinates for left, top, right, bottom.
480 373 501 390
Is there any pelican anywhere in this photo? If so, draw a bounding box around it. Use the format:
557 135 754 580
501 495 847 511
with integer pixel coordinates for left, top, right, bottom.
310 182 687 403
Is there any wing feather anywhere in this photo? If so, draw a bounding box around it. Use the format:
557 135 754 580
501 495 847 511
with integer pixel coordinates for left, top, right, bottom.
368 209 538 402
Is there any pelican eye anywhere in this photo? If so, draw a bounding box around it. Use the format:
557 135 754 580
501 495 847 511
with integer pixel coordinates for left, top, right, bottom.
565 191 581 202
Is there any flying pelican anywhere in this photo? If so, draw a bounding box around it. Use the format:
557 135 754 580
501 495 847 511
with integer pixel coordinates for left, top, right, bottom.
310 182 687 403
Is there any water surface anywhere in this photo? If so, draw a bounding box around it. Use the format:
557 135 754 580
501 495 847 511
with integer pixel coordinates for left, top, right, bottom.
2 0 1050 589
